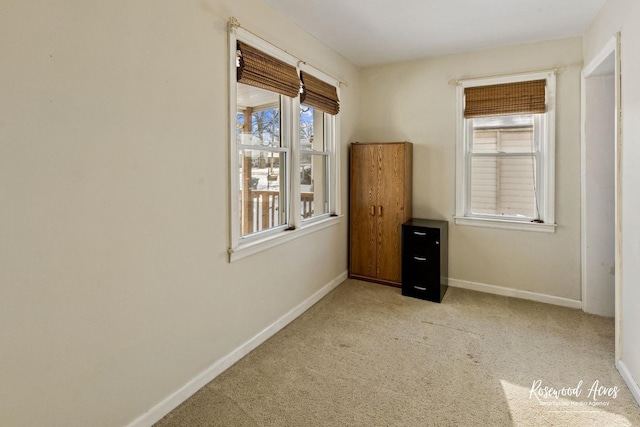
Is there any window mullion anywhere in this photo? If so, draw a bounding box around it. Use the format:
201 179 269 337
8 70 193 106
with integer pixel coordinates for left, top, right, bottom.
237 144 288 153
288 95 301 230
471 152 535 157
326 112 336 215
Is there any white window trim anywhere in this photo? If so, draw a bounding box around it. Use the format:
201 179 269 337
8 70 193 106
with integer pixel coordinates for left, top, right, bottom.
228 27 341 262
454 70 557 233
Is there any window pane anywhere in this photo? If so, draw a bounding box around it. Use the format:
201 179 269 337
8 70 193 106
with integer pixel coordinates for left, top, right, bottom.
300 104 329 220
237 82 286 236
300 105 325 151
237 82 281 148
470 156 537 218
301 155 328 219
471 115 535 154
239 149 286 236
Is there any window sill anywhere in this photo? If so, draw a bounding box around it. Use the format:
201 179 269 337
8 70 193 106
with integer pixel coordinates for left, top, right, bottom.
454 216 556 233
228 215 343 262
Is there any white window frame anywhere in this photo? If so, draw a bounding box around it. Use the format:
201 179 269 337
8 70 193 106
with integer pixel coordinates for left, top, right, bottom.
297 69 338 226
454 71 557 233
228 28 341 262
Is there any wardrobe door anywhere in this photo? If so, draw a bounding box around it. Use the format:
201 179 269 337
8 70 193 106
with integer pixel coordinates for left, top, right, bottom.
350 144 378 279
376 144 406 283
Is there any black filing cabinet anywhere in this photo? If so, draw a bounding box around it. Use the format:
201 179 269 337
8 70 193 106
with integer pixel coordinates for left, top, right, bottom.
402 219 448 303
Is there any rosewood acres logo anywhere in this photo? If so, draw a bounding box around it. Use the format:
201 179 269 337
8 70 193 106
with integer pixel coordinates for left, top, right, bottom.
529 380 620 408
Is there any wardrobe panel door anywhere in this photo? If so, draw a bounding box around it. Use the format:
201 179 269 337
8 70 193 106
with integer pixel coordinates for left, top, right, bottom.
376 144 406 283
350 144 378 278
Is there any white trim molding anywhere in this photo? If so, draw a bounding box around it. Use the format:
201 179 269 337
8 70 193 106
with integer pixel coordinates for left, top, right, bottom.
229 215 342 262
580 33 623 359
125 271 349 427
617 359 640 406
449 278 582 309
453 216 557 233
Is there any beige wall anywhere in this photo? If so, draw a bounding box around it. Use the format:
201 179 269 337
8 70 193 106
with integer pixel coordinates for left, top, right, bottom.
3 0 637 424
359 37 583 299
0 1 358 426
584 0 640 400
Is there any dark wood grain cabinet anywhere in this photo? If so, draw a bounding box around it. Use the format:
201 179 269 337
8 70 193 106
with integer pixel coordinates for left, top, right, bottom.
349 142 412 287
402 219 448 302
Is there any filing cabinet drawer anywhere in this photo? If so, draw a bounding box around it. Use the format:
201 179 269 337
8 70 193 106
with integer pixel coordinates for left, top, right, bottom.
403 281 442 302
404 254 439 281
403 227 441 249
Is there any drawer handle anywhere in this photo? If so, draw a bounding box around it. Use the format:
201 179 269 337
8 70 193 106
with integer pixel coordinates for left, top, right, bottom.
413 286 427 291
413 231 426 236
413 256 427 261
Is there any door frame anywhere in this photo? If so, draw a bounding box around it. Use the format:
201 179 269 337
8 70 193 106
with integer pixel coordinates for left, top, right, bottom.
580 33 622 359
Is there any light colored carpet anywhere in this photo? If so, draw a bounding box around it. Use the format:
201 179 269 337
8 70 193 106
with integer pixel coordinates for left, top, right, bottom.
155 279 640 426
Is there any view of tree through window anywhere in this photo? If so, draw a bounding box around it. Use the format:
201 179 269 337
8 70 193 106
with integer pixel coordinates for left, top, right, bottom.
236 83 286 236
300 105 329 220
230 35 340 257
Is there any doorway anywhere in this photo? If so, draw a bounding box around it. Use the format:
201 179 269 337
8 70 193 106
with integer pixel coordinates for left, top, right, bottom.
581 34 621 353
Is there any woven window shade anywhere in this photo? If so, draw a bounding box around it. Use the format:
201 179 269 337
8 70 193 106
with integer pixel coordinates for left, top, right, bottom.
300 71 340 115
236 41 301 98
464 79 546 118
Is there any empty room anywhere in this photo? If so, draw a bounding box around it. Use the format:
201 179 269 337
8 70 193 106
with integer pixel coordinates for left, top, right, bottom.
2 0 640 426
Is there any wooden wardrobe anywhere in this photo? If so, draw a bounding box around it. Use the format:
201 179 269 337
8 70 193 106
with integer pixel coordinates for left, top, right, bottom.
349 142 413 287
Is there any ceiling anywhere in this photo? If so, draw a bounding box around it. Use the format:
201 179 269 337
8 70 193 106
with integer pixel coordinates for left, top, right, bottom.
263 0 606 67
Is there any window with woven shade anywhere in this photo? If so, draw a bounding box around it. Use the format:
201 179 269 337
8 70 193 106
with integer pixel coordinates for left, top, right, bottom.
455 72 557 233
236 41 301 98
301 71 340 115
464 79 546 118
230 29 340 260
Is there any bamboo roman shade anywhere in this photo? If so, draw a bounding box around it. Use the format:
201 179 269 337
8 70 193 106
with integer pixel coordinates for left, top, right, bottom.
464 79 546 118
300 71 340 115
236 41 301 98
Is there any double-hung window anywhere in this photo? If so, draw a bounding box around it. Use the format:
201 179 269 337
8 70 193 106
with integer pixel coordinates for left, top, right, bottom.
299 103 329 220
455 71 556 232
298 71 338 222
229 28 341 260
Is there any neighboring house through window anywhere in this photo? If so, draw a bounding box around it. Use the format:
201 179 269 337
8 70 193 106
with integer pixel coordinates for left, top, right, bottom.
455 71 557 232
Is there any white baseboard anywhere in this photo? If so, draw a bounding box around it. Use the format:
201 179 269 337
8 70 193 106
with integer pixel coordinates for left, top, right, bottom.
126 270 348 427
448 278 583 309
617 359 640 406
